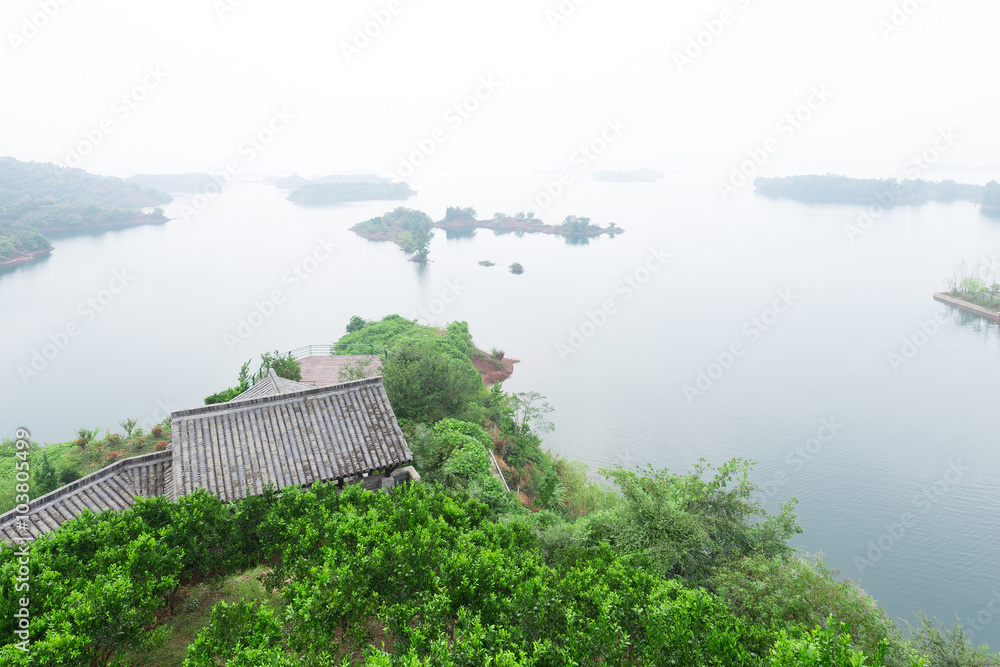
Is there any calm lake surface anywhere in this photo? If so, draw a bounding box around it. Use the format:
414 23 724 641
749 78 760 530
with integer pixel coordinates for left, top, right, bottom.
3 168 999 648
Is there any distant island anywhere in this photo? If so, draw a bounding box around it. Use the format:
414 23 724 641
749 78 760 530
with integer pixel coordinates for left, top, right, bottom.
351 207 434 262
0 157 171 268
933 260 1000 323
982 181 1000 217
754 175 991 207
282 174 415 206
273 172 387 190
350 206 623 262
126 173 219 194
591 169 665 182
436 207 622 238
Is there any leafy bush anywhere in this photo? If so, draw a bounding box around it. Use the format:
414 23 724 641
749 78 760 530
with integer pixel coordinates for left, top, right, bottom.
509 262 524 274
259 350 302 382
151 425 163 438
443 206 476 221
154 441 169 452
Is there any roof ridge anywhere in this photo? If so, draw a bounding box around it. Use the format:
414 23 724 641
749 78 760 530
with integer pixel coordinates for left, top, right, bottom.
172 376 386 420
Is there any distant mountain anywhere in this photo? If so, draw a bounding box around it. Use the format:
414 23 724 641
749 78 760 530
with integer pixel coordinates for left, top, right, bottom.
286 180 415 206
0 157 171 267
126 173 219 194
0 157 171 208
753 174 985 205
591 169 665 182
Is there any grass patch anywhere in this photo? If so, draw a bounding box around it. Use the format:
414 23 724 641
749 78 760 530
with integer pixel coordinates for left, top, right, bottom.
0 421 172 514
128 565 283 666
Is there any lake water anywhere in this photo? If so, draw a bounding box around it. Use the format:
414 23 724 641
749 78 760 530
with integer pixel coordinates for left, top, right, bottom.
3 167 1000 648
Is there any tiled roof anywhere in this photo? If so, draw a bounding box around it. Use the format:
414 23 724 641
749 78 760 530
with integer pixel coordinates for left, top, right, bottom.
0 450 172 543
231 368 314 402
0 376 412 544
171 376 411 502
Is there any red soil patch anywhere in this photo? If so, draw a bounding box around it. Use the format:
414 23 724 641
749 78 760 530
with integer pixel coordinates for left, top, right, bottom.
473 354 518 385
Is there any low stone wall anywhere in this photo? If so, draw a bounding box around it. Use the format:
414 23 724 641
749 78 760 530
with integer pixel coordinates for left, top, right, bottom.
933 293 1000 323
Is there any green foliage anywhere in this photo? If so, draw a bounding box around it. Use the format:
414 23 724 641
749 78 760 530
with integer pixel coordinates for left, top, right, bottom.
0 229 51 262
345 314 371 333
983 181 1000 208
33 451 58 498
205 386 246 405
206 360 254 405
712 554 915 664
260 350 302 381
119 418 137 437
351 207 434 259
443 206 476 220
905 613 1000 667
184 600 290 666
591 460 802 583
382 340 484 423
337 315 484 423
509 262 524 274
767 618 900 667
560 214 599 232
0 465 949 666
337 356 376 382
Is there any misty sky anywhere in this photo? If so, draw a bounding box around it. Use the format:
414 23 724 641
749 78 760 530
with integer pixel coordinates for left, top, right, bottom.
2 0 998 183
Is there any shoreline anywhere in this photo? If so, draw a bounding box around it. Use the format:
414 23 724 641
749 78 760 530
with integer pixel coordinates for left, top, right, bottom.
1 214 170 269
0 248 53 269
933 292 1000 323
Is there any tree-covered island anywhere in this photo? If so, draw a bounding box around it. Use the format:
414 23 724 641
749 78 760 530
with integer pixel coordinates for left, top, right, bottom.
285 179 415 205
349 206 623 262
0 157 171 268
754 174 987 206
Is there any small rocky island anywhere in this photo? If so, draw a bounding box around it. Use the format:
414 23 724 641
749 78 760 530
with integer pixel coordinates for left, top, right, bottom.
436 207 622 238
349 205 622 263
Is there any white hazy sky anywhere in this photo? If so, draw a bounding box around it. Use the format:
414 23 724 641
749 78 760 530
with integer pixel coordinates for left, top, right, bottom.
2 0 998 181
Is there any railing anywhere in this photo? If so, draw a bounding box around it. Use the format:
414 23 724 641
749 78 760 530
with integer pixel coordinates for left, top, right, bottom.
248 344 391 385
